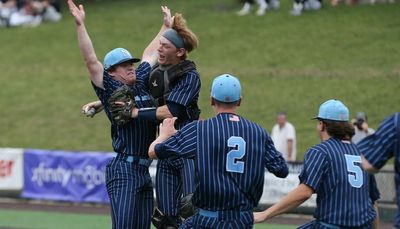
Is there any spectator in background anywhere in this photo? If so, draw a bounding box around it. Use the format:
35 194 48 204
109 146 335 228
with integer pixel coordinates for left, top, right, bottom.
290 0 322 16
271 112 297 162
237 0 268 16
6 0 61 27
0 0 17 27
352 111 375 144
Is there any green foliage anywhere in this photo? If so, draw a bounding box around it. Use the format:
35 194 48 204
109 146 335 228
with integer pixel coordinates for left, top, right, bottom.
0 0 399 160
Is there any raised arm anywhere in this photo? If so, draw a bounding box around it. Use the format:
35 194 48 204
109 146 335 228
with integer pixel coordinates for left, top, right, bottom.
141 5 172 66
68 0 103 88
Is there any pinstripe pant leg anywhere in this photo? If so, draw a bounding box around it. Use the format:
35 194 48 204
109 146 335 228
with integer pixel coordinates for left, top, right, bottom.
133 173 154 229
155 159 182 219
180 214 211 229
106 159 153 229
181 158 196 195
106 159 136 229
187 214 225 229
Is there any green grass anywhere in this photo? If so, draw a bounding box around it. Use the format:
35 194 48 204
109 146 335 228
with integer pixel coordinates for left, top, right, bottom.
0 0 399 159
0 209 295 229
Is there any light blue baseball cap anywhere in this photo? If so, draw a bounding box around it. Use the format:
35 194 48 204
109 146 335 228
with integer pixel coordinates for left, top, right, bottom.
211 74 241 103
103 48 140 71
314 99 349 121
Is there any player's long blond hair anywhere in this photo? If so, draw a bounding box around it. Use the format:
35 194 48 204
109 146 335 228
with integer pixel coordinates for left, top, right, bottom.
172 13 198 58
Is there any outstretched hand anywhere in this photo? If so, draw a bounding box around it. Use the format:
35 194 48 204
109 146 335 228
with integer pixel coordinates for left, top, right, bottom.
253 212 268 223
67 0 85 26
161 5 172 28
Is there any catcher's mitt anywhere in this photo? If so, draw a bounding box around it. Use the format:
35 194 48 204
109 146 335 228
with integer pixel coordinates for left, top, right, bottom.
179 193 197 219
107 85 136 125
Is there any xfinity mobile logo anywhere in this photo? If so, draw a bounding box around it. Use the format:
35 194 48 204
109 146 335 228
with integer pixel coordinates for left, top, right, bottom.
31 163 106 189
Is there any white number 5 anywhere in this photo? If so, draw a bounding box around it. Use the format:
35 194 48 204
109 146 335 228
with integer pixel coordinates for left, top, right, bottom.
344 154 363 188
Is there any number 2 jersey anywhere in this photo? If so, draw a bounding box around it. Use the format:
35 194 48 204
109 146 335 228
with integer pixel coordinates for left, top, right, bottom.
154 112 288 211
300 137 376 227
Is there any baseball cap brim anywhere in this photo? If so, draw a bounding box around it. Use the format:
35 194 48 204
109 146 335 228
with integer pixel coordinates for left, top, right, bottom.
105 58 141 70
107 58 140 70
117 57 141 65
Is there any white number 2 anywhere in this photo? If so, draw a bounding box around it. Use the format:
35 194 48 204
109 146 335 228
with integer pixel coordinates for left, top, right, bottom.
226 136 246 173
344 154 363 188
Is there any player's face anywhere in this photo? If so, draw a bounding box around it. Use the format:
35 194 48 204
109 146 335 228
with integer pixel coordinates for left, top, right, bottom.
158 37 182 66
110 61 136 85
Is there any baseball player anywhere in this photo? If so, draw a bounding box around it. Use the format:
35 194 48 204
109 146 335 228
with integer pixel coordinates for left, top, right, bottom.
82 13 201 228
359 112 400 228
148 74 289 228
254 99 376 228
68 1 172 228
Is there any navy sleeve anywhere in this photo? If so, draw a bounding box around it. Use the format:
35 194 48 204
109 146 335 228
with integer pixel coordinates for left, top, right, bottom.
299 148 329 192
167 71 200 106
167 101 186 118
264 134 289 178
357 114 397 169
155 122 198 159
135 62 151 91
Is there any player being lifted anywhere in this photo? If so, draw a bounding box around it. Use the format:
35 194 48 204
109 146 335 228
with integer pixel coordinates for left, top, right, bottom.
148 74 289 228
254 99 377 228
68 0 173 228
81 9 201 229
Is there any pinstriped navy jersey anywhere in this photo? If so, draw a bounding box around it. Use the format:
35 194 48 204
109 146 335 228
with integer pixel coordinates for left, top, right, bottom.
166 69 200 129
93 62 156 157
155 113 288 211
358 113 399 221
358 113 400 170
300 138 376 226
140 65 200 129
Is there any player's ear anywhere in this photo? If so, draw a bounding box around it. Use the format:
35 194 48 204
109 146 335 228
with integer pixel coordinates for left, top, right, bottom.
211 97 216 106
236 97 242 106
107 67 116 77
176 48 186 58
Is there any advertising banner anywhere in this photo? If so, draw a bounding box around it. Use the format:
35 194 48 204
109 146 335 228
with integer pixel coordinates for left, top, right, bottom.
0 148 24 190
22 149 113 203
259 162 316 207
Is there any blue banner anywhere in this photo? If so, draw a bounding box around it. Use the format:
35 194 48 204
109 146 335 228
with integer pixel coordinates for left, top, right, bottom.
22 149 113 203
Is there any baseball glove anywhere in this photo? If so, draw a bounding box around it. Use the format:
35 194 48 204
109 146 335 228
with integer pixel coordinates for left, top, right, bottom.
107 85 136 125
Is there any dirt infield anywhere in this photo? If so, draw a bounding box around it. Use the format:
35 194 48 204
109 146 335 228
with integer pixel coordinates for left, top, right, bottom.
0 198 394 228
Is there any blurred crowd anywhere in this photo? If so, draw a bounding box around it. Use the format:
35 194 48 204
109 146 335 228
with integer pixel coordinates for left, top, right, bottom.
0 0 61 28
237 0 395 16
